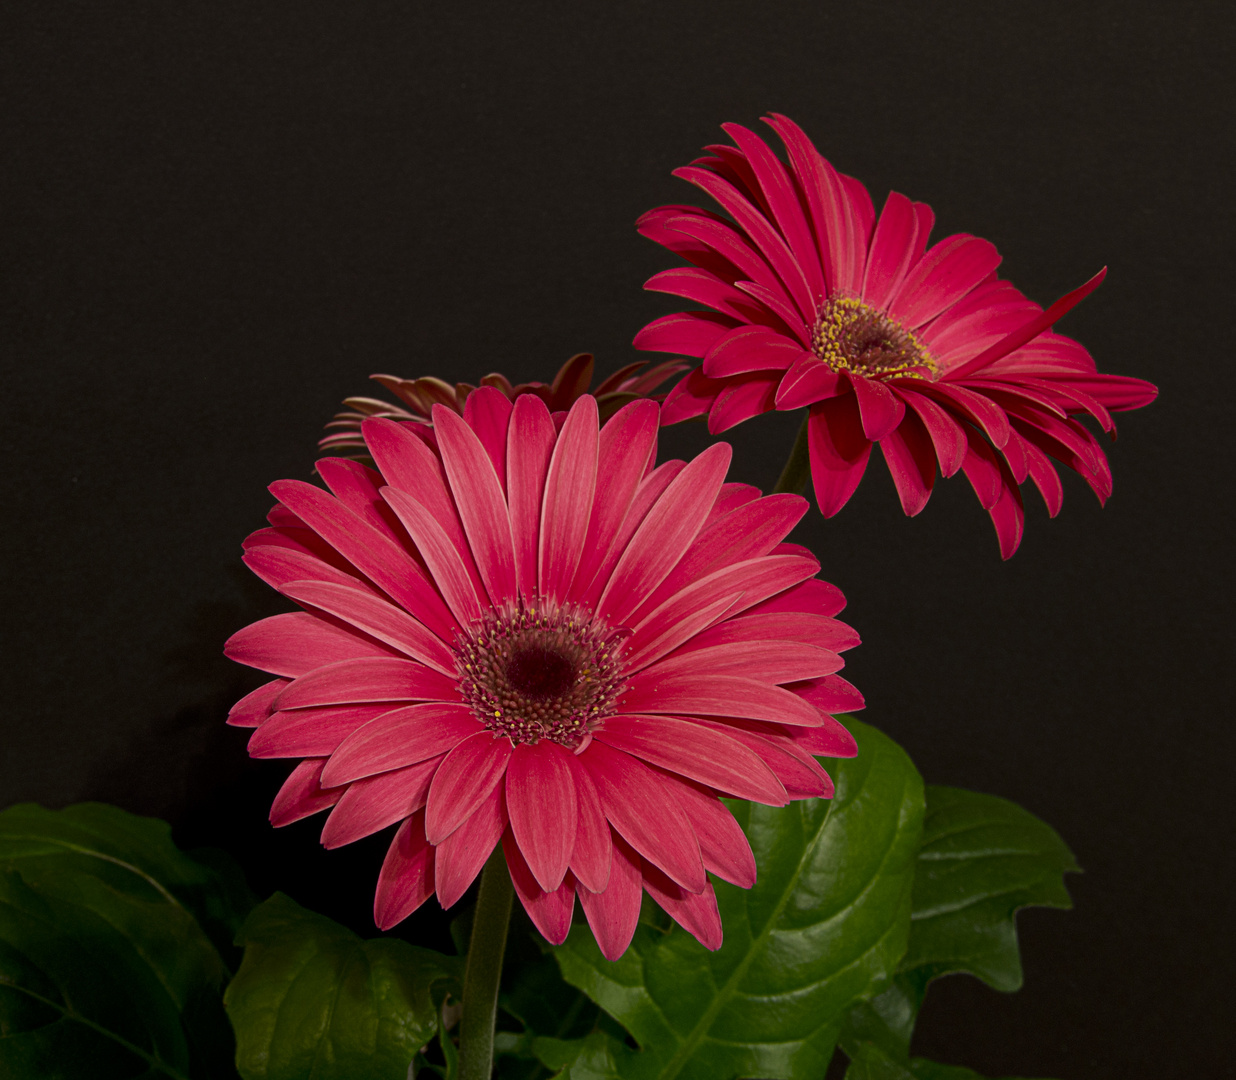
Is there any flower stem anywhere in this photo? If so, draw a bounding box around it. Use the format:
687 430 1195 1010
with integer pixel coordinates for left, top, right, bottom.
457 846 514 1080
773 413 811 495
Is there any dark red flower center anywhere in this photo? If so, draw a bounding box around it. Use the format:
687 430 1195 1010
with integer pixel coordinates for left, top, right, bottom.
454 604 627 748
812 296 936 379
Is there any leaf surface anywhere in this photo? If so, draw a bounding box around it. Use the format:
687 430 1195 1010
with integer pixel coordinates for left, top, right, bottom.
225 892 458 1080
0 802 250 1079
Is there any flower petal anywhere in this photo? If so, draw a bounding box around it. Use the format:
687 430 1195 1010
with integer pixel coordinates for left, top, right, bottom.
462 385 513 490
886 233 1002 330
621 672 823 728
506 394 557 601
641 862 723 951
539 396 599 603
503 833 576 945
566 756 612 894
433 782 508 909
276 657 459 710
580 742 706 893
269 758 342 827
248 703 393 759
227 678 288 728
578 833 643 960
807 396 872 517
505 741 579 892
424 731 514 844
320 757 441 849
851 376 906 441
225 612 401 679
597 714 786 804
321 702 483 786
374 810 435 930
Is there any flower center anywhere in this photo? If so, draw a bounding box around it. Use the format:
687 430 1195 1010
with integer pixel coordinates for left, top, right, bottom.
812 296 936 378
454 604 627 749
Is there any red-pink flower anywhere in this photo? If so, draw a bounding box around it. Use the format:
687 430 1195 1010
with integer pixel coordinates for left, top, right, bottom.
226 390 860 958
635 115 1158 557
320 352 687 461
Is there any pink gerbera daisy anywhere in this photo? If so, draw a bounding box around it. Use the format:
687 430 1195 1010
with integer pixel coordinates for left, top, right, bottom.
634 115 1158 557
225 390 860 958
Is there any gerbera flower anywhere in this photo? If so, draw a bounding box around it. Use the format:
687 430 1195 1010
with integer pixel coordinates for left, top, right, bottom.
634 115 1158 557
319 351 687 460
225 390 860 958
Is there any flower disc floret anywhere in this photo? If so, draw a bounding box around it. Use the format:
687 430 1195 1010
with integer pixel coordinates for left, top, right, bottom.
455 603 626 748
812 296 935 379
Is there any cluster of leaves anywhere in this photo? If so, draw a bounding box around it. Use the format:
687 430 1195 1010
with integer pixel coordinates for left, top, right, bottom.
0 721 1075 1080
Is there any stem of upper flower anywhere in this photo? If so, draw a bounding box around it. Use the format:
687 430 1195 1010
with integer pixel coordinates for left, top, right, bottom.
456 846 514 1080
773 413 811 495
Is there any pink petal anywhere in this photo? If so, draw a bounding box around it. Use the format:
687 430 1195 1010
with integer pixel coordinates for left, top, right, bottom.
1022 436 1064 517
276 657 459 710
580 741 706 893
628 493 806 626
749 577 847 618
625 555 819 670
650 639 843 683
432 781 508 909
916 383 1011 449
960 428 1005 509
225 612 401 679
248 703 393 759
316 458 409 544
644 267 767 323
361 418 488 601
896 386 967 477
879 409 936 517
566 756 612 893
242 546 384 600
424 731 514 844
791 674 866 714
706 376 780 433
886 233 1002 331
462 385 513 490
578 833 643 960
693 719 832 799
705 482 761 525
947 268 1107 380
505 741 579 892
667 777 756 887
807 396 872 517
987 473 1026 560
764 113 864 296
732 281 812 345
269 477 457 641
506 395 557 601
851 376 906 441
596 442 731 625
381 486 485 629
785 714 859 757
721 122 828 302
641 862 723 951
269 759 341 826
621 672 823 728
660 366 724 425
432 405 518 607
568 399 659 603
597 714 786 803
539 396 599 603
280 579 457 675
861 190 929 312
633 310 735 358
704 325 806 378
321 702 483 786
676 610 858 654
503 833 576 945
658 210 796 315
320 757 441 849
574 459 687 607
774 354 847 410
227 678 288 728
374 811 435 929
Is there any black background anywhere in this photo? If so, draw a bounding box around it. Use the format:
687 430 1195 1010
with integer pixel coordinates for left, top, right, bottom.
2 3 1231 1077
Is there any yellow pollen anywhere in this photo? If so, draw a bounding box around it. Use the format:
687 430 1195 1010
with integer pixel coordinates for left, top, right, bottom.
812 296 937 379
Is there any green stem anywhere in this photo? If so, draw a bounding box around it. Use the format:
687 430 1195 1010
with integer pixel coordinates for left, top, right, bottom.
773 413 811 495
457 847 515 1080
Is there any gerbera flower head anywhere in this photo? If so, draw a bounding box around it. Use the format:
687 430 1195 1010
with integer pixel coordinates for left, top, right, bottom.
226 390 860 958
635 115 1158 557
319 351 688 461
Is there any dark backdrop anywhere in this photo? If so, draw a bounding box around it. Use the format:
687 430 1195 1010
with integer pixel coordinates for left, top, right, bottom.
2 3 1230 1077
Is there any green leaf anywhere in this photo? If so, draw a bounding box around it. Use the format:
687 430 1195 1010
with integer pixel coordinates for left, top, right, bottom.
841 786 1077 1071
0 802 249 1079
903 786 1077 993
843 1041 1058 1080
225 892 459 1080
531 1028 634 1079
552 719 925 1080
